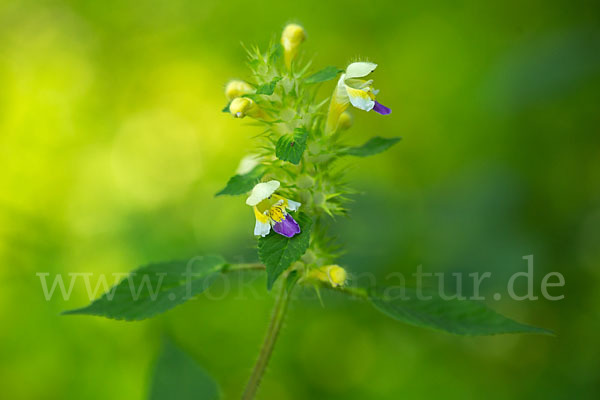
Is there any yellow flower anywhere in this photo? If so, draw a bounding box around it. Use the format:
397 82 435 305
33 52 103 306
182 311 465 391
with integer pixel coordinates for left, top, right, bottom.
325 62 391 133
225 80 254 101
281 24 306 69
308 265 348 287
246 180 302 237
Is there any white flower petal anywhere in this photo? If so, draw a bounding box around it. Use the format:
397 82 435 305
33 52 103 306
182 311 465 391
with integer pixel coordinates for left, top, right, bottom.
333 74 350 105
345 62 377 79
246 180 280 206
254 220 271 237
346 86 375 111
286 199 301 211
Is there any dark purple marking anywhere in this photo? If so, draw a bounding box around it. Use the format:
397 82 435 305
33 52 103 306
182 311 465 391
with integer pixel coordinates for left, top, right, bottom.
373 101 391 115
273 214 301 238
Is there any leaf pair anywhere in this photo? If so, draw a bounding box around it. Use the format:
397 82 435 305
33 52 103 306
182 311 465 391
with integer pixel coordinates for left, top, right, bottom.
61 251 552 336
216 128 309 198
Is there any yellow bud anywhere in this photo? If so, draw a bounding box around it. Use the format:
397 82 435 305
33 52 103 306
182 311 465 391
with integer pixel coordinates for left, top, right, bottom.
225 80 254 101
337 111 354 131
281 23 306 68
229 97 253 118
326 265 347 287
308 265 347 287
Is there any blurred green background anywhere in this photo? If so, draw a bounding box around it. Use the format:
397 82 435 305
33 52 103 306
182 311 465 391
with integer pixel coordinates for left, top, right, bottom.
1 0 599 398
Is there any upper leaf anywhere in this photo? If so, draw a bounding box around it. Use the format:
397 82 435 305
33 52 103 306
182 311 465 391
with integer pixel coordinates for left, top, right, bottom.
258 212 312 290
215 164 266 196
275 128 308 165
62 255 226 321
149 339 220 400
305 66 343 84
269 43 283 64
370 288 553 336
342 136 401 157
255 77 282 95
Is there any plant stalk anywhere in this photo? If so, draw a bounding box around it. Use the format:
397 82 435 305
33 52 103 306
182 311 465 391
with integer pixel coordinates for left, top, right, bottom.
241 279 294 400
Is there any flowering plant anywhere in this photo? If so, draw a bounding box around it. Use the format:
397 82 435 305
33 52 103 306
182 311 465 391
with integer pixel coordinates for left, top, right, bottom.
64 24 551 400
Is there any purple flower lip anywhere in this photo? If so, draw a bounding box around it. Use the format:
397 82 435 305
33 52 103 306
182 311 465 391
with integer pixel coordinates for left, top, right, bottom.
373 101 391 115
273 214 301 238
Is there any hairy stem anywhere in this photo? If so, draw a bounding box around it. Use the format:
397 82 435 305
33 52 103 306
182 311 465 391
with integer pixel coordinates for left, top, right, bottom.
241 278 294 400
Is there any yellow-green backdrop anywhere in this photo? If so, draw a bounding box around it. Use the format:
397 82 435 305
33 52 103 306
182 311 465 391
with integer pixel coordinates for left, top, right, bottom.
1 0 599 398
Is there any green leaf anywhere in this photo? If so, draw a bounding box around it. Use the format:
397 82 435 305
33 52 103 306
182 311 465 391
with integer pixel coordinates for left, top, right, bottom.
215 164 266 196
62 255 226 321
305 66 343 84
258 213 312 290
275 128 308 165
222 102 230 113
343 136 401 157
370 288 553 336
269 43 283 64
255 77 282 95
149 339 220 400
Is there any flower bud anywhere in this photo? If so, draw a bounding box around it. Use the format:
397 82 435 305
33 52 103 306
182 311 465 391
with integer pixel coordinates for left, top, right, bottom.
281 23 306 68
225 80 254 101
308 265 347 287
337 111 354 131
236 154 260 174
297 174 315 189
229 97 254 118
327 265 348 287
312 191 326 206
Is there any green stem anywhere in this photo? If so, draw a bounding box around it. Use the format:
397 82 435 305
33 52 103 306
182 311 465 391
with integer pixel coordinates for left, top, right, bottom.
241 279 294 400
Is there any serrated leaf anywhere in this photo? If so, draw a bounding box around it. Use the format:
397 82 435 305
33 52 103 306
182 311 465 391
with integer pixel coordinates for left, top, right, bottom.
215 164 266 196
258 213 312 290
305 66 343 84
275 128 308 165
62 255 226 321
149 339 220 400
343 136 401 157
370 288 553 336
255 77 282 95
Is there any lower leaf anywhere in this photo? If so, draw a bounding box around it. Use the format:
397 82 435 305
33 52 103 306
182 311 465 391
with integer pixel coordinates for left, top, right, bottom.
370 288 553 335
62 255 226 321
149 339 220 400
